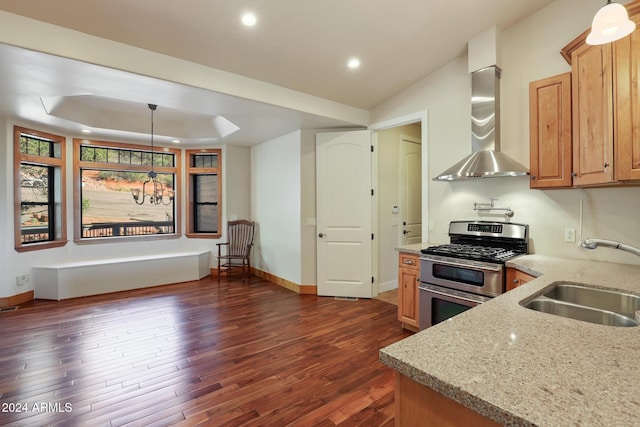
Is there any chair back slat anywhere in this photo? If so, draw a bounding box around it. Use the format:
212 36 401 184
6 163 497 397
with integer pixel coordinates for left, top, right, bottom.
228 220 255 256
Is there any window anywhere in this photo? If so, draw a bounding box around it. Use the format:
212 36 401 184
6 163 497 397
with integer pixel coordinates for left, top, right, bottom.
14 127 67 252
186 149 221 238
74 139 181 242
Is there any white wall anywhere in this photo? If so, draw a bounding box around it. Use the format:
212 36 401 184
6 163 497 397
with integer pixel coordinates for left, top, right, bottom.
251 131 303 283
0 118 251 299
224 145 252 223
371 0 640 266
300 130 317 285
0 119 10 297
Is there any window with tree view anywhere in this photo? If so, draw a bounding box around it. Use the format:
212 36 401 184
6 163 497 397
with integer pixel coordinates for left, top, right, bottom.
186 149 221 238
76 140 180 240
15 127 66 251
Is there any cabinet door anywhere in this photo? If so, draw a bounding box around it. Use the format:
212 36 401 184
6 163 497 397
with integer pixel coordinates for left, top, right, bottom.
398 253 419 330
572 42 615 186
529 73 573 188
614 12 640 181
398 267 419 328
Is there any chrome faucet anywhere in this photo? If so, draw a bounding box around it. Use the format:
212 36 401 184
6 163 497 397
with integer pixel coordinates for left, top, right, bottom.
581 238 640 258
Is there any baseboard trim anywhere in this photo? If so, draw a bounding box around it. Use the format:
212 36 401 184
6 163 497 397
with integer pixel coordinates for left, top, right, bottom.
378 280 398 293
250 268 317 295
0 290 34 308
209 266 317 295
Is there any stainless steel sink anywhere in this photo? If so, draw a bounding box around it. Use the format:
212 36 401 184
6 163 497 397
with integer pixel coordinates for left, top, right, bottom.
522 282 640 327
525 299 638 327
543 283 640 318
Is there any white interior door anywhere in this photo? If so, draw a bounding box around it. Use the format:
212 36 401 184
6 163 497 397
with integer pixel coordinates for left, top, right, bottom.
399 137 422 245
316 130 373 298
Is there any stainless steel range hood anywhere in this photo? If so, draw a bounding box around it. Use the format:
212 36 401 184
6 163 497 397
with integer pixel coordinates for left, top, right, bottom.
433 66 530 181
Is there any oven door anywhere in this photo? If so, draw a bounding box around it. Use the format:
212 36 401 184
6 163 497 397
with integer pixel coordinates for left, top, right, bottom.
421 255 504 297
419 283 490 330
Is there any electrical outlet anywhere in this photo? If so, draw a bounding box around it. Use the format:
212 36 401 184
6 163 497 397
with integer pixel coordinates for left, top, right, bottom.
428 222 435 232
564 228 576 243
16 274 29 287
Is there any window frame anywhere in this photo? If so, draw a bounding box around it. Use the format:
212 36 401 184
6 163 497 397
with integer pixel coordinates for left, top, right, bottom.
73 138 182 244
186 149 222 238
13 126 67 252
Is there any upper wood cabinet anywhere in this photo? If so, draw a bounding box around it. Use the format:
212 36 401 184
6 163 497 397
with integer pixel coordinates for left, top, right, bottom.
556 2 640 187
614 12 640 181
529 72 573 188
571 42 615 186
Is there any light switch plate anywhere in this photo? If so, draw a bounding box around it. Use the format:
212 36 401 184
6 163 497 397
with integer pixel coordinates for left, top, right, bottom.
16 274 29 286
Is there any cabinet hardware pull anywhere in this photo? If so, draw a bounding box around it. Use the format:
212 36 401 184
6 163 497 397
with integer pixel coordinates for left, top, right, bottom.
604 162 609 168
404 260 414 265
530 175 536 180
513 278 519 284
318 233 324 238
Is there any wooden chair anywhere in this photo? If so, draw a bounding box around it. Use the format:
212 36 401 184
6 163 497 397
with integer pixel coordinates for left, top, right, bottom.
216 220 255 282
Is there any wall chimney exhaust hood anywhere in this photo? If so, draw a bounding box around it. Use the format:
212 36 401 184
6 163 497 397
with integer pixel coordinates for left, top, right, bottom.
433 65 530 181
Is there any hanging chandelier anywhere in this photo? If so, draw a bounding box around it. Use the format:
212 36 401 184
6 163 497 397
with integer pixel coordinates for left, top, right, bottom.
131 104 174 205
587 0 636 45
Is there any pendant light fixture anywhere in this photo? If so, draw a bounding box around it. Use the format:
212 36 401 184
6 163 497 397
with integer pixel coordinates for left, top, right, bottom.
586 0 636 45
131 104 174 205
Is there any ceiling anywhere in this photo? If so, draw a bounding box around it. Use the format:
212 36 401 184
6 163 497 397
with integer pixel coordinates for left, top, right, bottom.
0 0 556 147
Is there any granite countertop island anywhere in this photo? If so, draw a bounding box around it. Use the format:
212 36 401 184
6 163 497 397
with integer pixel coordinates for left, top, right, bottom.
380 254 640 426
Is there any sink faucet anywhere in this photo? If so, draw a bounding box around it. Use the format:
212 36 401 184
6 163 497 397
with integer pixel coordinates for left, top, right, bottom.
581 238 640 258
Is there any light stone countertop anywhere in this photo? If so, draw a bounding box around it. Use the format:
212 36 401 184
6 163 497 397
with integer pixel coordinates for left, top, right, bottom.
395 242 431 255
379 254 640 426
395 241 445 255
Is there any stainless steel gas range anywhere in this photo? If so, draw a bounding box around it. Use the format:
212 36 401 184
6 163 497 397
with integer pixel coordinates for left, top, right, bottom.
419 220 529 330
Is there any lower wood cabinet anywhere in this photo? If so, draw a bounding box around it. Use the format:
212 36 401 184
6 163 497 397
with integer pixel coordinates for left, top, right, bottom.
506 267 536 292
395 373 500 427
398 252 420 331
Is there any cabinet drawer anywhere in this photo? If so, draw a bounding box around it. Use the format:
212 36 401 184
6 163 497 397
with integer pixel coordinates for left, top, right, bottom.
399 253 419 270
506 267 536 292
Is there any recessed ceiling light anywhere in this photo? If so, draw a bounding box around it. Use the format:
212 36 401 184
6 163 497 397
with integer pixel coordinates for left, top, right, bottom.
347 58 361 69
242 12 257 27
172 139 181 144
81 129 91 133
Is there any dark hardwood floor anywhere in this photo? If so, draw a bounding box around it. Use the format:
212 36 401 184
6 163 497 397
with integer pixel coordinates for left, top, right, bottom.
0 276 410 426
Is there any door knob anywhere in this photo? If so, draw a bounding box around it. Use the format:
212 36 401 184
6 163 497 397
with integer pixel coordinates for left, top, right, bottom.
318 233 325 238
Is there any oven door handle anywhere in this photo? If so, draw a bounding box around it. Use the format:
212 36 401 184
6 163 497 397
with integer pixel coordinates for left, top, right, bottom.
422 257 502 272
421 285 484 304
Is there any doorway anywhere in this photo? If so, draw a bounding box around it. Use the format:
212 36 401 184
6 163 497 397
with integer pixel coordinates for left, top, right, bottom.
372 118 424 294
399 135 422 245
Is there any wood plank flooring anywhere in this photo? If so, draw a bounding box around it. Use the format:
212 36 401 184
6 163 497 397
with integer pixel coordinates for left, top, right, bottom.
0 276 410 426
374 290 398 306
